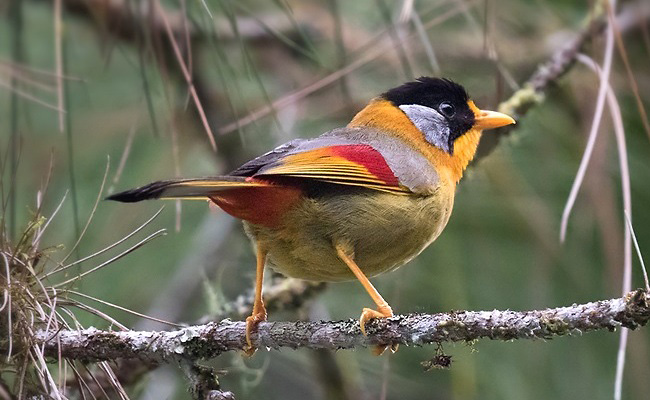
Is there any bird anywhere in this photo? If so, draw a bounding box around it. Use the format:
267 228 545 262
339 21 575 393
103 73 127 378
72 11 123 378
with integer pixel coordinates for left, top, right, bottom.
107 77 515 355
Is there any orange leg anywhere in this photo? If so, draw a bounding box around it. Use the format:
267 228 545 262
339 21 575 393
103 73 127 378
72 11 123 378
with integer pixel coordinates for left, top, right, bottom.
244 245 268 356
335 244 397 355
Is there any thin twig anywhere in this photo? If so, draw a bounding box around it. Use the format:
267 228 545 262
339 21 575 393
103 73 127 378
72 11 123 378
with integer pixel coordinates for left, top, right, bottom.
153 0 217 151
410 7 440 75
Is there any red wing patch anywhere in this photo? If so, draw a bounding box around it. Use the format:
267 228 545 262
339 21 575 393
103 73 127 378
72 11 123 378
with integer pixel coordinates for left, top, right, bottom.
257 144 408 193
210 178 302 228
328 145 400 187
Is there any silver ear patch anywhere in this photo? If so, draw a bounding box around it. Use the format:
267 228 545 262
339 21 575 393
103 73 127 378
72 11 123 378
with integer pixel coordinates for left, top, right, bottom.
398 104 451 154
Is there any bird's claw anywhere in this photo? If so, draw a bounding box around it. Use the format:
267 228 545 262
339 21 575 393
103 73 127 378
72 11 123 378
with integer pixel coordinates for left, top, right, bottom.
243 310 267 356
359 305 398 355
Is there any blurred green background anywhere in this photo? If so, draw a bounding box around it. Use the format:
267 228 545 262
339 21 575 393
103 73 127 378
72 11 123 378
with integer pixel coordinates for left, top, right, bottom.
1 0 649 399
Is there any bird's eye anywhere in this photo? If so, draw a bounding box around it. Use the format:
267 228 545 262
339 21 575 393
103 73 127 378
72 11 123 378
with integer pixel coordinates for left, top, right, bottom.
439 102 455 118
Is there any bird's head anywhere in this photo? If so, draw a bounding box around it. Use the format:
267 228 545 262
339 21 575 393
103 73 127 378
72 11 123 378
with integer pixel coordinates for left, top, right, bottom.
382 77 515 155
349 77 515 183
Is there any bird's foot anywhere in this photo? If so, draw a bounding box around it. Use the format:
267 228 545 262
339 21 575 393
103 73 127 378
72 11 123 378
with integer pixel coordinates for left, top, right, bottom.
243 309 267 357
359 305 398 355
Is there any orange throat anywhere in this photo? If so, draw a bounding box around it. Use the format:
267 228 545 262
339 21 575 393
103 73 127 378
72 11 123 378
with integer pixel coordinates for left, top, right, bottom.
348 99 483 184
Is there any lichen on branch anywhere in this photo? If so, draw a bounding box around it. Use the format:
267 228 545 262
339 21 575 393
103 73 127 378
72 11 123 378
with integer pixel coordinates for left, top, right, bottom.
33 289 650 363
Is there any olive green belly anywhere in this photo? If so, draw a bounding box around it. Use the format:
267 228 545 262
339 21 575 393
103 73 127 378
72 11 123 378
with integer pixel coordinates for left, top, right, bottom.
243 187 454 282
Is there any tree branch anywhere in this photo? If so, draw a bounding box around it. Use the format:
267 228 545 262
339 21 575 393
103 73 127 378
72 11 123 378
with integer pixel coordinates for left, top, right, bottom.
470 0 649 161
497 1 649 119
34 289 650 363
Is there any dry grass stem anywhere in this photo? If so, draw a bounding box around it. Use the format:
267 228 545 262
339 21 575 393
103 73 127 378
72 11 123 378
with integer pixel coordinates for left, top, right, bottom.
54 0 65 133
65 290 182 328
0 78 65 112
59 157 111 265
53 228 167 288
624 211 650 291
559 16 615 243
153 0 217 151
218 0 475 135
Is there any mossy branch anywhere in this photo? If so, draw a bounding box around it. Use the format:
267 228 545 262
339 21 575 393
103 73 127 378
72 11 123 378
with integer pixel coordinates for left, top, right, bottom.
32 289 650 363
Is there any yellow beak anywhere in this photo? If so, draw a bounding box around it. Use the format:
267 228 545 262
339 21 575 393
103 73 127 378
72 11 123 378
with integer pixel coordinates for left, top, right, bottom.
474 109 516 130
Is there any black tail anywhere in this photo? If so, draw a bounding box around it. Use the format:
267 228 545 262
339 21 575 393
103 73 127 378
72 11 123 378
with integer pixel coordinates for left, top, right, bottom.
106 180 177 202
106 176 266 203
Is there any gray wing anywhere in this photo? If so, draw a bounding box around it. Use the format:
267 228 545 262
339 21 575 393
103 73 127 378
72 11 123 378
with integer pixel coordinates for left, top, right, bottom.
229 139 305 177
229 135 358 177
229 127 439 193
321 127 440 193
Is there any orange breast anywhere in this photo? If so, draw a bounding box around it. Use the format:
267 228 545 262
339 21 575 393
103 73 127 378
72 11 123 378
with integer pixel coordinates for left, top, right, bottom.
348 98 482 184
